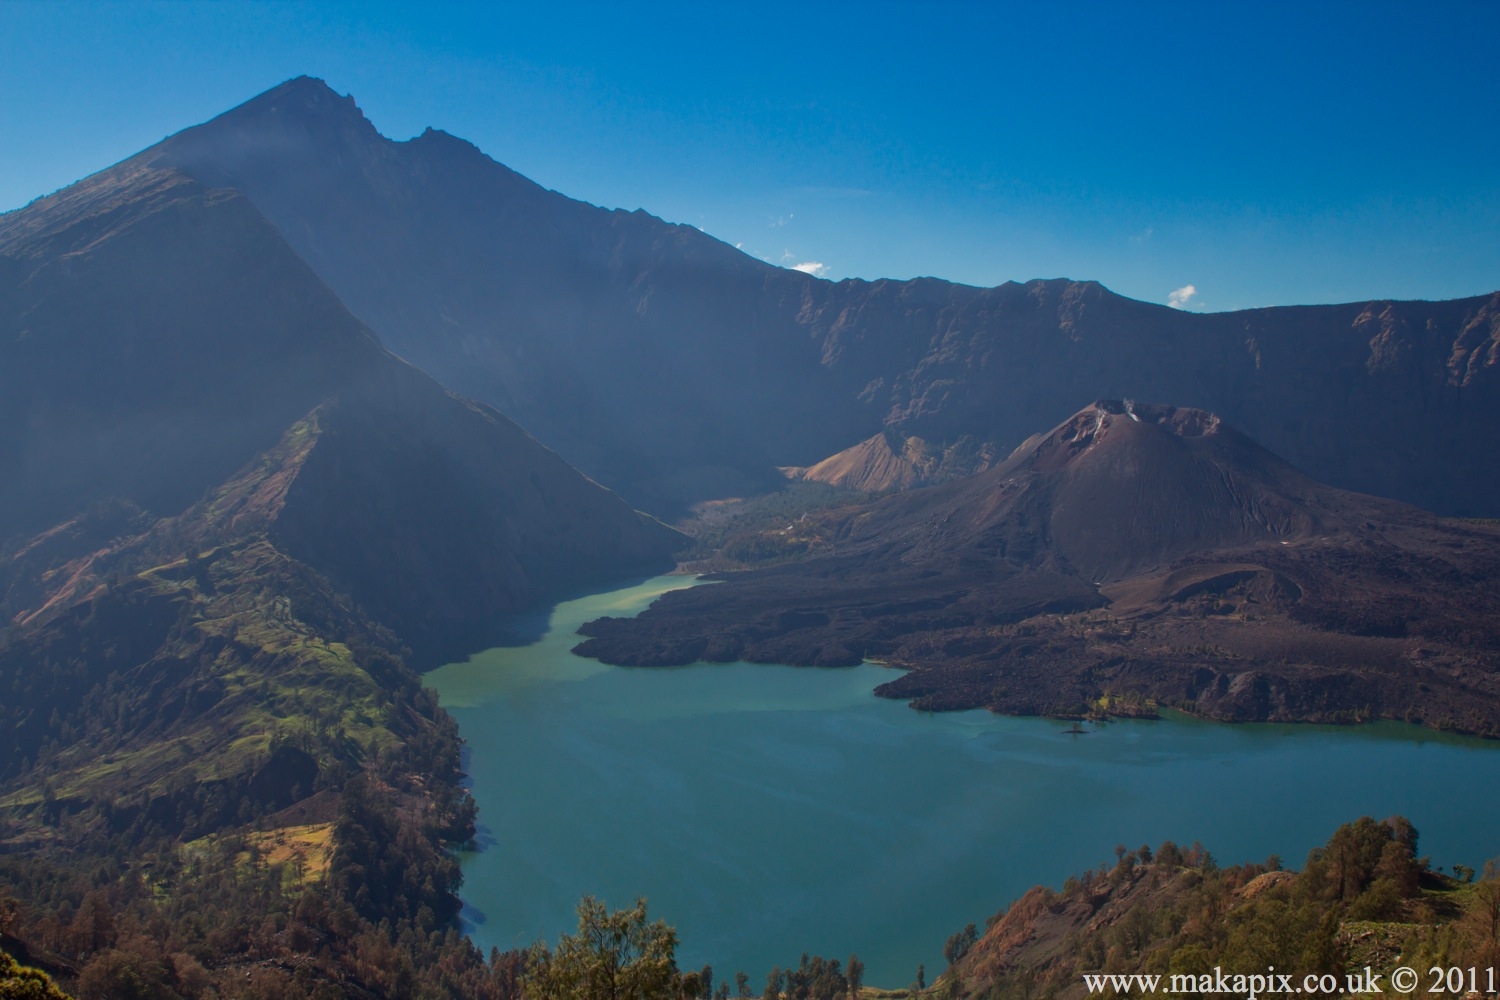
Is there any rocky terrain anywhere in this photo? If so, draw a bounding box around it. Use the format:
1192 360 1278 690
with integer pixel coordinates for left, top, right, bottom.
576 401 1500 735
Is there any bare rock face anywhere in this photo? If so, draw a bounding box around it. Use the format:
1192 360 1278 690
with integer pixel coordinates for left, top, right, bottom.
142 77 1500 518
784 400 1338 589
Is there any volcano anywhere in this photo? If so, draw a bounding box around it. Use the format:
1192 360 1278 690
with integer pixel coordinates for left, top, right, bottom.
576 402 1500 735
825 400 1339 582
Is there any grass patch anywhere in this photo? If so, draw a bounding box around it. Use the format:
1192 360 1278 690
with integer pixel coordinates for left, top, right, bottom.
244 822 334 884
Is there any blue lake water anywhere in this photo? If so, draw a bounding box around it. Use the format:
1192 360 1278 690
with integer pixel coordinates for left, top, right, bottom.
426 575 1500 987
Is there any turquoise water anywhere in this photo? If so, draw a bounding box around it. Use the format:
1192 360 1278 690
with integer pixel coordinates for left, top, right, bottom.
427 576 1500 988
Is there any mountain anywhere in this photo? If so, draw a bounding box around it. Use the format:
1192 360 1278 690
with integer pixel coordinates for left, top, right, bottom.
804 400 1333 584
0 157 680 818
141 77 862 515
0 165 373 543
575 401 1500 735
136 76 1500 517
1 74 1498 1000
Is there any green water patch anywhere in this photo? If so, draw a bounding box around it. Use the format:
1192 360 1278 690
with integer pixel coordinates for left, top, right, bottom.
428 576 1500 988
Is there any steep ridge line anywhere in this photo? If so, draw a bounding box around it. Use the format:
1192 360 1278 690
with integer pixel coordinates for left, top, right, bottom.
107 75 1500 518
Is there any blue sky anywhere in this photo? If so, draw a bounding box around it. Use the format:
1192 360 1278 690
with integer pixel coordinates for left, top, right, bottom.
2 0 1497 311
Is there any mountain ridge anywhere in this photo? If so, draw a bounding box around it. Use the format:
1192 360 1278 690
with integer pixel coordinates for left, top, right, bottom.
118 76 1500 518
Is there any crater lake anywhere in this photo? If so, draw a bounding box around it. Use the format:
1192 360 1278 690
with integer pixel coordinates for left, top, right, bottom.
426 576 1500 987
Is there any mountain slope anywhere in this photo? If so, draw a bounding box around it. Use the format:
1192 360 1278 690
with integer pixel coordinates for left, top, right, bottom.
827 400 1331 584
144 77 862 514
0 161 678 638
0 165 377 542
576 402 1500 735
0 159 680 819
139 77 1500 517
937 818 1496 1000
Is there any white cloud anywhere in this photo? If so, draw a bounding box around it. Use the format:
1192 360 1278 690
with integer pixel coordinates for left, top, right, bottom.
1167 284 1198 309
791 261 829 277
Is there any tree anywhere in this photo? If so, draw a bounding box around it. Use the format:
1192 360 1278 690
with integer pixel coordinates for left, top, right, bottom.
1461 872 1500 966
70 892 115 955
1 948 72 1000
75 949 174 1000
1319 816 1391 901
943 924 978 967
523 896 682 1000
845 955 863 998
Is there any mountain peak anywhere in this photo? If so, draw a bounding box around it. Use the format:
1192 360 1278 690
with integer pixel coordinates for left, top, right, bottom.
202 75 374 137
1006 400 1228 478
254 74 349 108
411 126 486 158
1087 399 1222 435
267 74 335 94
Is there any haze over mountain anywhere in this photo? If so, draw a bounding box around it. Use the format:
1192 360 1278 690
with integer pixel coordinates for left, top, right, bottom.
0 157 678 640
133 76 1500 518
0 154 679 816
577 401 1500 736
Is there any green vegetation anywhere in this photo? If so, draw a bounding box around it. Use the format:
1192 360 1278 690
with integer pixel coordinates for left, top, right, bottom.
758 954 865 1000
0 519 496 997
522 897 680 1000
0 746 507 999
0 539 408 817
0 948 72 1000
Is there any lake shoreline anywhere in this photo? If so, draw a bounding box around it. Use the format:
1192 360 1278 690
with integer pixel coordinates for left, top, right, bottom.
428 576 1500 987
